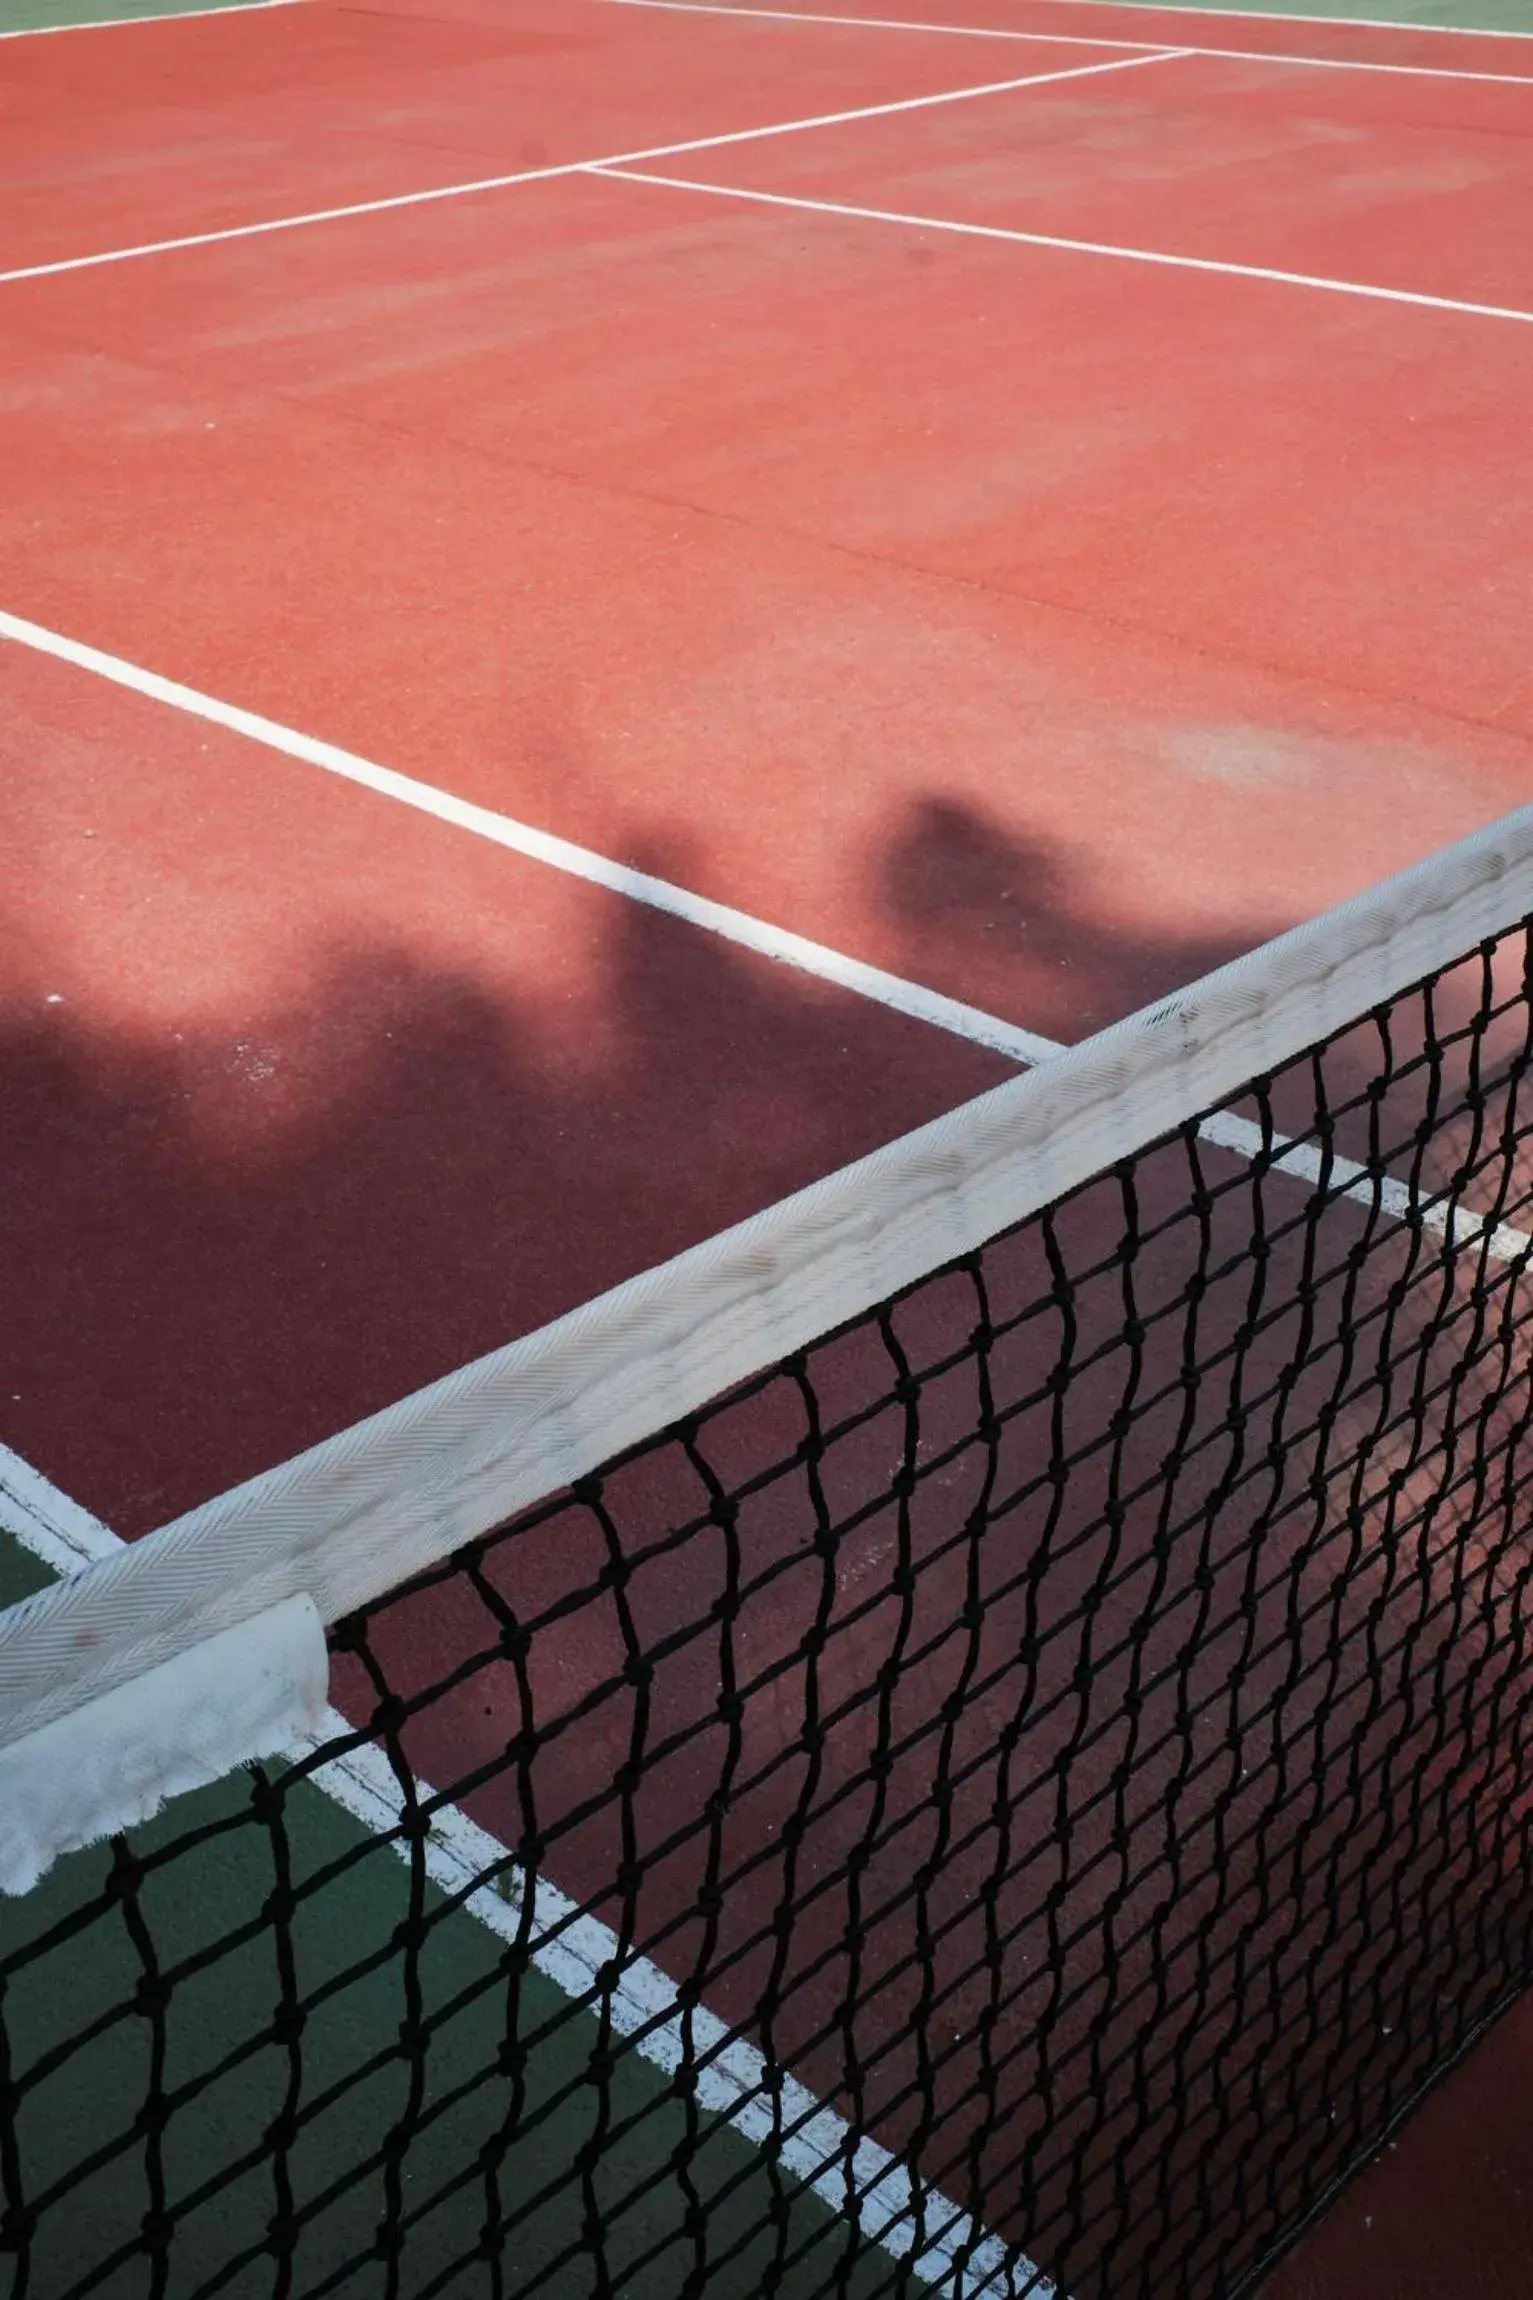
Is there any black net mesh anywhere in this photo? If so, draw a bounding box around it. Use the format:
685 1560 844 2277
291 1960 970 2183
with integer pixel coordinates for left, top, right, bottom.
5 922 1533 2300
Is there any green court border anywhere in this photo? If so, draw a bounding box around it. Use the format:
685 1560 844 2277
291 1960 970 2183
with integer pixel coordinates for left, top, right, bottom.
0 1514 916 2300
0 0 301 35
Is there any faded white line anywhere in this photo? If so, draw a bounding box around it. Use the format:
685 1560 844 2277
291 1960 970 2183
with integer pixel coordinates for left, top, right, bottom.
0 48 1181 287
0 606 1058 1065
590 0 1533 85
0 1440 1057 2299
592 162 1533 326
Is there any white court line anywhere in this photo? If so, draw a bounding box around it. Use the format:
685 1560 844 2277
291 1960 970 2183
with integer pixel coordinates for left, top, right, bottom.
591 162 1533 326
0 1447 121 1576
592 0 1533 85
0 47 1181 288
1199 1110 1533 1266
0 1441 1055 2299
0 607 1059 1066
0 0 302 33
7 606 1526 1272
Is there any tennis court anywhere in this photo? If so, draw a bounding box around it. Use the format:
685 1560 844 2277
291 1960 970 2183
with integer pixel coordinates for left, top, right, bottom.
3 0 1533 2292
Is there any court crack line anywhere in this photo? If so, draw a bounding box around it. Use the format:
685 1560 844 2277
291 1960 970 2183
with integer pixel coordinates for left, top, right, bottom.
222 382 1533 771
11 266 1513 777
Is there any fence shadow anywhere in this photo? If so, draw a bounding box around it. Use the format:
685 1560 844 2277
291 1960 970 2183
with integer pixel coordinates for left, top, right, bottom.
0 800 1255 1535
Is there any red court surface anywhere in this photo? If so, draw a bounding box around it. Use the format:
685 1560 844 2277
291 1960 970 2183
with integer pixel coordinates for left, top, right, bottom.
3 6 1114 267
1267 1995 1533 2300
4 0 1533 2288
1 636 1015 1530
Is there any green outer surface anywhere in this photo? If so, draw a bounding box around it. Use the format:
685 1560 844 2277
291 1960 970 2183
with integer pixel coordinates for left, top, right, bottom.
1 0 287 29
0 1531 891 2299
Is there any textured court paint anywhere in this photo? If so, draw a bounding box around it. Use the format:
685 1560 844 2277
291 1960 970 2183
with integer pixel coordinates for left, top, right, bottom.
6 206 1533 1044
6 612 1511 1601
26 147 1519 741
16 19 1533 297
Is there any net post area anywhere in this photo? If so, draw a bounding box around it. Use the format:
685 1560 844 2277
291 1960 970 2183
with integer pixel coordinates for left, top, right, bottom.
3 803 1533 2300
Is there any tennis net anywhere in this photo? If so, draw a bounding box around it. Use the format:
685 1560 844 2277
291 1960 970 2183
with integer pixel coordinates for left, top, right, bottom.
3 807 1533 2300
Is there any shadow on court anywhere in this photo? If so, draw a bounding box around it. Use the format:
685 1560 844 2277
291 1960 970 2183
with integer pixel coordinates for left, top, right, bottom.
0 797 1255 1538
10 799 1442 2300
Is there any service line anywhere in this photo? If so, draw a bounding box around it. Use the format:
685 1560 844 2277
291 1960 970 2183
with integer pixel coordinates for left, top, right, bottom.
0 48 1181 288
590 161 1533 328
